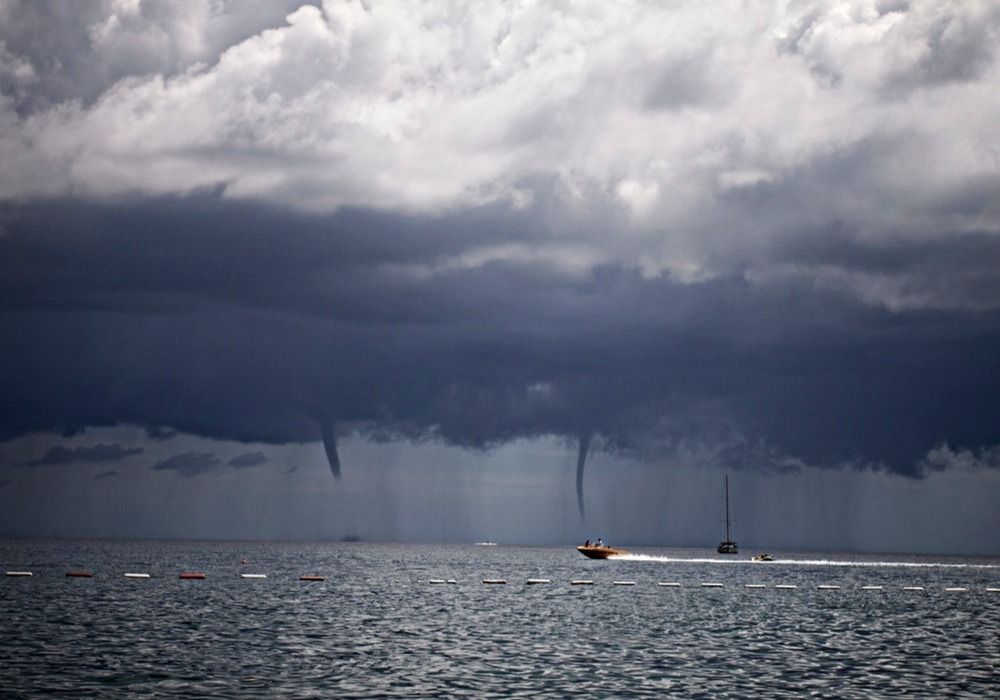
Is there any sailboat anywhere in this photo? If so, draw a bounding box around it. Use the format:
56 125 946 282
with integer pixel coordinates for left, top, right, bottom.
717 474 738 554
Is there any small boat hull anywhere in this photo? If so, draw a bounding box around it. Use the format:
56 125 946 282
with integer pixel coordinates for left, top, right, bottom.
576 545 628 559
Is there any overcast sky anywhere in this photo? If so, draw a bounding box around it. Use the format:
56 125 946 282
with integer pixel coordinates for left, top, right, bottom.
1 0 999 554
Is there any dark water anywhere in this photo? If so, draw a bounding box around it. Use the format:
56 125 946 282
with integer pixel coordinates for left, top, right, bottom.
2 540 999 698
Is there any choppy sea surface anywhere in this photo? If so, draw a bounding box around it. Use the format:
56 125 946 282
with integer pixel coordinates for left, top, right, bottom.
1 539 998 698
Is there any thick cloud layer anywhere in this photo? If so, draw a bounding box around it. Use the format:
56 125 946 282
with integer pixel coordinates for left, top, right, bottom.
2 196 998 480
1 1 999 493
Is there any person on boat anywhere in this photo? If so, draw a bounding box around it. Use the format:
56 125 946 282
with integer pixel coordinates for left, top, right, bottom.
584 539 591 547
596 538 603 547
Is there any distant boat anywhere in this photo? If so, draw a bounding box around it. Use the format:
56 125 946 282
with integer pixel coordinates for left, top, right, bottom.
751 553 773 562
474 542 498 546
576 544 628 559
717 474 738 554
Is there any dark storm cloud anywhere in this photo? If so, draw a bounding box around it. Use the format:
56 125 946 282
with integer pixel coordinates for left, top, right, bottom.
17 443 143 468
228 452 269 468
1 196 999 483
0 1 998 522
771 225 1000 310
153 452 221 478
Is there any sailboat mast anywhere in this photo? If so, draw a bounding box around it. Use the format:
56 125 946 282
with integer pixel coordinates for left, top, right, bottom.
725 474 731 541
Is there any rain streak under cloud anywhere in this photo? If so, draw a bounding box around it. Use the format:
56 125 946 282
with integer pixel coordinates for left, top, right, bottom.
1 0 1000 547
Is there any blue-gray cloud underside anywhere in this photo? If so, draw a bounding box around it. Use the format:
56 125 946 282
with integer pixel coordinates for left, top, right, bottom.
228 451 270 468
1 197 999 486
152 451 221 478
18 443 144 468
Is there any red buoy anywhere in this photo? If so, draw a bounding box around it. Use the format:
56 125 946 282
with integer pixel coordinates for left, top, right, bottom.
299 575 325 581
66 571 93 578
179 572 206 580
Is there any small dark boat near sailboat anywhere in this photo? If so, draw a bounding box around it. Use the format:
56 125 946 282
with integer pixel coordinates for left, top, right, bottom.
717 474 738 554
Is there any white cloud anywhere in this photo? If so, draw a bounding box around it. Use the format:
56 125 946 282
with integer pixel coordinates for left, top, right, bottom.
717 169 774 191
921 443 1000 473
0 0 998 306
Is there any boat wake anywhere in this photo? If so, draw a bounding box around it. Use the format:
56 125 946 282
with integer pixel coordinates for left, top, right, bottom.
615 553 999 570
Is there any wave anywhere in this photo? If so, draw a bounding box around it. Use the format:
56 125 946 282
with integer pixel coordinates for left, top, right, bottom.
614 553 999 569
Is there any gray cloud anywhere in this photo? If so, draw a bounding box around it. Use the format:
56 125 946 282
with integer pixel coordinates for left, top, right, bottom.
642 50 728 111
94 470 118 480
904 9 999 87
0 0 310 114
18 443 143 468
152 452 221 478
228 451 269 468
145 426 178 441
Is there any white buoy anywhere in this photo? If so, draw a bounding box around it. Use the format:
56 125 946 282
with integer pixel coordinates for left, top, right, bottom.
124 573 150 579
526 578 551 585
860 585 883 590
775 584 797 590
818 585 841 590
241 573 266 579
482 579 507 585
657 582 681 587
986 587 1000 592
700 582 723 588
429 579 446 584
613 581 636 586
902 586 924 591
571 580 594 586
745 584 766 589
5 571 32 577
447 579 457 584
944 587 967 592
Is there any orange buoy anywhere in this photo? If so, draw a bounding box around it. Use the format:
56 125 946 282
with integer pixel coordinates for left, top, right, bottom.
66 571 93 578
299 575 325 581
240 559 248 565
179 572 206 580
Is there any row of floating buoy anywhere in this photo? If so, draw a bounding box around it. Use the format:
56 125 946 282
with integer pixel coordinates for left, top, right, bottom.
5 570 997 592
5 570 326 581
448 578 1000 592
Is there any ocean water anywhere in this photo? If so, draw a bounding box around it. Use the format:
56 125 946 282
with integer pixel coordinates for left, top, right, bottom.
1 540 998 698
